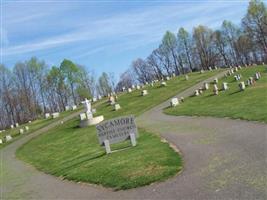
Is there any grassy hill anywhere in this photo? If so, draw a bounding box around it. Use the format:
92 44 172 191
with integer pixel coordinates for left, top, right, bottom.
0 108 83 149
15 69 223 190
165 65 267 123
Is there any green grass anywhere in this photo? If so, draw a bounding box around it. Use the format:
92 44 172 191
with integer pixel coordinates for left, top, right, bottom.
0 107 83 149
15 69 223 190
165 66 267 123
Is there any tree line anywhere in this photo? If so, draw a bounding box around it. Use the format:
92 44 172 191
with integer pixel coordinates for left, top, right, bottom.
0 0 266 129
116 0 266 90
0 59 116 129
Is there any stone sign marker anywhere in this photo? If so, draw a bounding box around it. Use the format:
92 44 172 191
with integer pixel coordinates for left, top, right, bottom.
96 115 138 154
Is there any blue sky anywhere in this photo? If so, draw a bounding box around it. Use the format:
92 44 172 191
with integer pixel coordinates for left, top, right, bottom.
1 0 251 79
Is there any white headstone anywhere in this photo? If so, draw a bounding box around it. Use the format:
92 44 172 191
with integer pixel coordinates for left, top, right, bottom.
10 125 14 129
255 72 260 80
5 135 12 142
81 98 93 119
65 106 70 111
170 98 179 107
52 112 60 118
204 82 209 90
0 139 2 144
136 85 140 90
109 96 115 105
208 67 212 71
92 97 97 102
15 123 19 127
195 90 200 96
222 82 228 90
161 82 167 87
131 85 135 89
166 76 170 81
128 88 132 93
72 105 77 110
200 69 204 74
45 113 50 119
114 104 121 111
19 129 24 134
28 121 32 123
98 95 102 100
185 75 189 80
80 113 87 121
141 90 148 96
214 78 218 84
25 126 29 131
213 84 219 95
239 82 246 91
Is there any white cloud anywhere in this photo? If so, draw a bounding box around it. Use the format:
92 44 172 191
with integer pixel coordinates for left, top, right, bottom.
2 1 248 57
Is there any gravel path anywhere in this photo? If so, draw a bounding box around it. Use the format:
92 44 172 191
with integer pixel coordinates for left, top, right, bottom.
1 72 266 200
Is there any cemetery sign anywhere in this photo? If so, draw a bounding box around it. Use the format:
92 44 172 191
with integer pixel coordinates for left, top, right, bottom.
96 115 138 153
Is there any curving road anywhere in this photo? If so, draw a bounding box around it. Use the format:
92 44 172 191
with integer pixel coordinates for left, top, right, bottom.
1 73 267 200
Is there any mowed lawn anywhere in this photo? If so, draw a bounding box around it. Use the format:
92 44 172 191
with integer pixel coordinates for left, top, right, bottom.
0 107 82 149
165 65 267 123
16 69 223 190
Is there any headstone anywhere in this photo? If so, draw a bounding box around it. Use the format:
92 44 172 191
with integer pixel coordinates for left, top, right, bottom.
122 87 126 92
150 82 154 87
92 97 97 102
96 116 138 154
52 112 60 118
136 85 140 90
234 67 238 72
239 82 246 91
92 108 96 114
10 125 14 129
172 73 176 77
81 98 93 119
200 69 204 74
161 82 167 87
65 106 70 111
131 85 135 89
15 123 19 127
222 82 228 90
194 90 200 96
170 98 179 107
249 77 255 85
185 75 189 80
166 76 170 81
213 84 219 95
80 113 87 121
28 121 32 123
203 82 209 90
214 66 218 70
214 78 218 84
255 72 260 80
72 105 77 110
199 88 203 94
5 135 12 142
45 113 50 119
25 126 29 131
19 129 24 134
0 139 2 144
109 96 115 105
141 90 148 96
128 88 132 93
180 97 184 102
208 67 212 71
114 104 121 111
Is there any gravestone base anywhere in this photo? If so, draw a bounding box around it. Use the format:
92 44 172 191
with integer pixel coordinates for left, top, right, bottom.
104 133 137 154
79 115 104 127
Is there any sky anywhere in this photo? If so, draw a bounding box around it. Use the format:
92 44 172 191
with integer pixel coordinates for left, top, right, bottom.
1 0 252 79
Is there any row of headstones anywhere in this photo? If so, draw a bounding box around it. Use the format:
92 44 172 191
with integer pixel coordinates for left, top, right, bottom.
0 126 30 145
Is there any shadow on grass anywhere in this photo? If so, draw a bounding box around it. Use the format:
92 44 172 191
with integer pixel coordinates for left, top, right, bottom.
229 90 242 95
53 152 106 175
